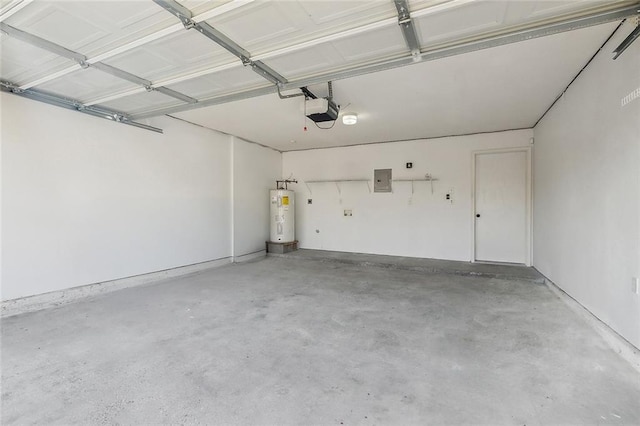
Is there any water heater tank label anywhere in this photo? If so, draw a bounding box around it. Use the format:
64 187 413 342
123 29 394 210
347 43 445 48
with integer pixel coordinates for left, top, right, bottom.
282 196 289 206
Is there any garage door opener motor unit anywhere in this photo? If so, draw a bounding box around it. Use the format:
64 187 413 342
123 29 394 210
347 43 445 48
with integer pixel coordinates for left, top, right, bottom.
305 97 339 123
281 81 340 123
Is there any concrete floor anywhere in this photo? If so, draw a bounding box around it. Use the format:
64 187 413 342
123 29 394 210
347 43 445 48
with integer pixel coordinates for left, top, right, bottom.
2 253 640 425
272 249 545 282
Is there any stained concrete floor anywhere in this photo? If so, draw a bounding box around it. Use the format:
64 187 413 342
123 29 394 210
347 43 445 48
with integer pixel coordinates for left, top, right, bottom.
2 254 640 425
272 249 545 282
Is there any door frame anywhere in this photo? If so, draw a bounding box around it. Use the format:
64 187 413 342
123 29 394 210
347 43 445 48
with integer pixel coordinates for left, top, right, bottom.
470 147 532 266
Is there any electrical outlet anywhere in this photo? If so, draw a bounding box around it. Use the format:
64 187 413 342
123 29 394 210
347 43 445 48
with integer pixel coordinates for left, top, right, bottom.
445 188 454 203
633 277 640 294
344 209 353 217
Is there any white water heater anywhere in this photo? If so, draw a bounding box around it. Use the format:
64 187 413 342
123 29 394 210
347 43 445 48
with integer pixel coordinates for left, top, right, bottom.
270 189 295 242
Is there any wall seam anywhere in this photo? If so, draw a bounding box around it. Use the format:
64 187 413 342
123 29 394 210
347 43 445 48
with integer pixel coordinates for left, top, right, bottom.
230 136 235 260
533 21 625 128
166 115 282 153
282 127 533 153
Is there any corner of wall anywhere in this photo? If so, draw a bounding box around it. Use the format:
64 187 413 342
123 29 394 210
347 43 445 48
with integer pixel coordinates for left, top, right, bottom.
531 20 640 349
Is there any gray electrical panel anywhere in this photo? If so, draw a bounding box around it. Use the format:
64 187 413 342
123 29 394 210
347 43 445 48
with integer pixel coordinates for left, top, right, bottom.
374 168 392 192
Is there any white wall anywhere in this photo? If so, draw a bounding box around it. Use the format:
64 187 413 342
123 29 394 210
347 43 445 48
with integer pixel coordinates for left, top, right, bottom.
282 129 532 261
533 21 640 349
1 93 233 301
232 137 282 259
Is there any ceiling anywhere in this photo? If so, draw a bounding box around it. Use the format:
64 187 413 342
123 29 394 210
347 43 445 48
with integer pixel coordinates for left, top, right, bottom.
174 22 618 151
0 0 638 150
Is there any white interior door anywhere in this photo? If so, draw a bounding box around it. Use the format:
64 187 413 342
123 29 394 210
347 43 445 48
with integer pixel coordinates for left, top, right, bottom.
474 150 528 264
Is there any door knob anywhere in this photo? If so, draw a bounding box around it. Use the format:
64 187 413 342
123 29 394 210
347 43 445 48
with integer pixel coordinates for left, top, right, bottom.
476 214 481 218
